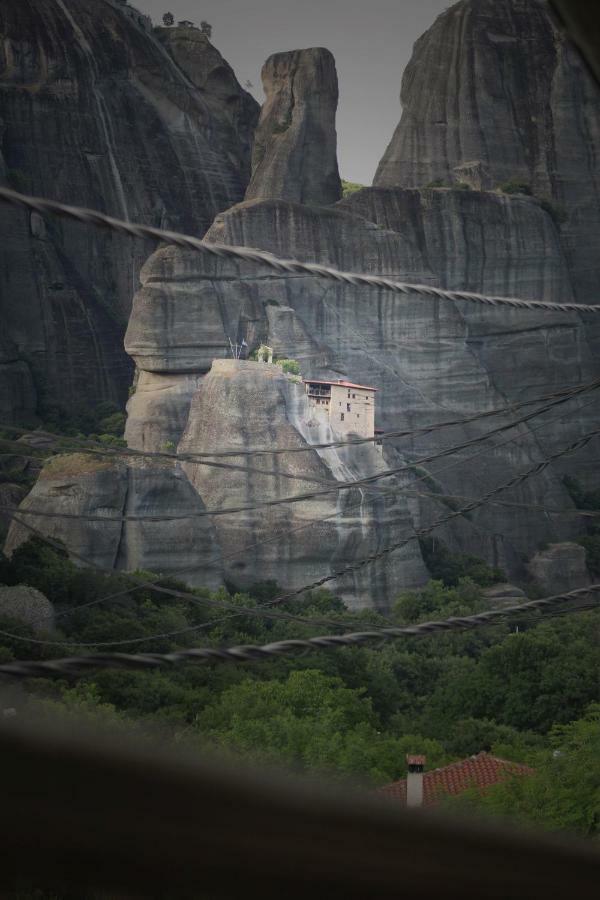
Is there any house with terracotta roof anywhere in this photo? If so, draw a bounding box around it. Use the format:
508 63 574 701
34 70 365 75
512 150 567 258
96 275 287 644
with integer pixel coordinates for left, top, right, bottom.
303 378 377 439
379 753 534 808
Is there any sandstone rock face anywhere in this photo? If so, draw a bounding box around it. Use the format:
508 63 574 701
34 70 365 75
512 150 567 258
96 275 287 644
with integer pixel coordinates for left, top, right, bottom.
4 453 223 589
8 7 600 607
116 184 600 594
7 361 429 609
373 0 600 303
179 359 428 608
0 0 259 420
527 542 591 595
245 49 342 205
125 371 206 453
155 25 258 177
0 585 54 634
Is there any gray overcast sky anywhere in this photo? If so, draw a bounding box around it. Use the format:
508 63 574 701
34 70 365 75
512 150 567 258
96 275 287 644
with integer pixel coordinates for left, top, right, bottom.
135 0 450 184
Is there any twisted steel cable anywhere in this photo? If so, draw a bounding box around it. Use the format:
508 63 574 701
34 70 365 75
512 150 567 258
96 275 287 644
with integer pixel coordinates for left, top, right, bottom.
3 380 598 523
1 378 595 460
3 400 599 646
0 583 597 679
1 185 600 312
1 421 598 658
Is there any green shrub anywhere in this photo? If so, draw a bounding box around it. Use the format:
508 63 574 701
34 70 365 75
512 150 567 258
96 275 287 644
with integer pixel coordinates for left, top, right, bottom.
452 181 472 191
275 358 300 376
341 179 365 198
425 178 450 188
419 537 505 587
97 412 126 436
498 178 533 195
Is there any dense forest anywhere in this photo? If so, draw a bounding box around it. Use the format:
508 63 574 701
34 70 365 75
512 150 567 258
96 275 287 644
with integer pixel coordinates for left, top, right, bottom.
1 535 598 840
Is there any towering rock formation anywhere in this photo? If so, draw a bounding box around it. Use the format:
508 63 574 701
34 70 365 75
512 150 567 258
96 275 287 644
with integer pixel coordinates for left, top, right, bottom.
0 0 259 421
7 2 600 607
373 0 600 303
245 48 342 205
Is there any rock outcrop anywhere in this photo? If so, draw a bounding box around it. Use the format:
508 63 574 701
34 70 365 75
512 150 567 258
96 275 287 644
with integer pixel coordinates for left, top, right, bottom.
8 361 429 609
179 360 428 606
527 542 591 594
6 3 600 607
0 584 54 634
0 0 259 420
4 452 224 589
373 0 600 303
245 48 342 205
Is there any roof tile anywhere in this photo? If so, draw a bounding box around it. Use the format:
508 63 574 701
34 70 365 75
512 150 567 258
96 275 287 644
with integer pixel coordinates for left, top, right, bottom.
378 753 534 807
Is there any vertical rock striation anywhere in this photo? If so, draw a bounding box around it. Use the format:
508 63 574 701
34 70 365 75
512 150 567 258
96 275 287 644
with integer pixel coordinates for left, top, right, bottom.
7 9 600 605
0 0 259 420
245 48 342 205
373 0 600 303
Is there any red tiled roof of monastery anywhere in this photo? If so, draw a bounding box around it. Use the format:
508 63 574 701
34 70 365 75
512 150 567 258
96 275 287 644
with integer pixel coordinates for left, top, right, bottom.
378 753 534 807
303 379 378 392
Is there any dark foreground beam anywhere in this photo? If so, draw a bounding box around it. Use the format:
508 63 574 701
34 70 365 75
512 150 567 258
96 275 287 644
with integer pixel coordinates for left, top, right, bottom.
0 718 598 899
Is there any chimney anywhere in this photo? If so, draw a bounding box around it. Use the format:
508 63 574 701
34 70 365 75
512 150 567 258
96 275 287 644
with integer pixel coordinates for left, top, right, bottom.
406 755 426 808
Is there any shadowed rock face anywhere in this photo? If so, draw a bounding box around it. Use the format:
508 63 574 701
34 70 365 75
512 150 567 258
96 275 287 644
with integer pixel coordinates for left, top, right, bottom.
0 0 259 419
7 361 429 609
373 0 600 303
527 542 591 594
7 7 600 606
4 453 224 590
245 48 342 205
117 183 599 591
177 359 428 607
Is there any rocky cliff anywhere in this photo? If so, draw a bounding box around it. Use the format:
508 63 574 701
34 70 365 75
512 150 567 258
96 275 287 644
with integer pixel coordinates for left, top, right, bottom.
8 360 428 609
0 0 259 422
245 48 341 205
373 0 600 304
6 2 600 608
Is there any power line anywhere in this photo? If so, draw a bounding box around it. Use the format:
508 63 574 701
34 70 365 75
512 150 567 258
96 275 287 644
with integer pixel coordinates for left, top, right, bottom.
5 411 599 649
0 583 597 679
264 422 600 606
2 377 596 459
9 390 600 634
1 185 599 313
3 377 598 523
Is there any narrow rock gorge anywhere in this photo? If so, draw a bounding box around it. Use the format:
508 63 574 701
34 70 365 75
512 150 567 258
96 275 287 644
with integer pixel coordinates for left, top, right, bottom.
5 0 600 608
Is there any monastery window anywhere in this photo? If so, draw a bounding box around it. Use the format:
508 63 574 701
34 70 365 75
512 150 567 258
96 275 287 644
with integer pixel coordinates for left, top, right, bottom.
340 413 345 421
352 393 356 398
347 403 351 412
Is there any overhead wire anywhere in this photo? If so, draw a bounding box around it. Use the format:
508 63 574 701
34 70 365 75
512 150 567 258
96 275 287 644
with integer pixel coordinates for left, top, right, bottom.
3 407 599 650
0 582 597 679
1 185 600 312
2 375 598 523
8 388 600 634
1 376 597 459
